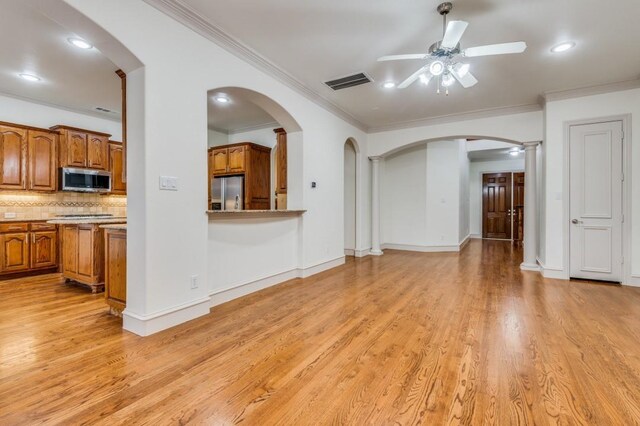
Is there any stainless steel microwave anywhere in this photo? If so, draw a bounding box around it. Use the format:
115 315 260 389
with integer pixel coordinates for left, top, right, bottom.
60 167 112 193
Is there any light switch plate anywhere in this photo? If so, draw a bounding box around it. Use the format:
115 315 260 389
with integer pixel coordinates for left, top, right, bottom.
159 176 178 191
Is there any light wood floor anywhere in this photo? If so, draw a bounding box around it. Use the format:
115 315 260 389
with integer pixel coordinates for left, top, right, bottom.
1 240 640 425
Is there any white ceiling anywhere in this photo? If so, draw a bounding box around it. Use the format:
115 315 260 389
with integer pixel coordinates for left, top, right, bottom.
468 147 522 162
179 0 640 130
208 88 278 133
0 1 121 120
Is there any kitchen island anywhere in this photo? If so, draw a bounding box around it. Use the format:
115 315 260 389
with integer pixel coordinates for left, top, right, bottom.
47 217 126 293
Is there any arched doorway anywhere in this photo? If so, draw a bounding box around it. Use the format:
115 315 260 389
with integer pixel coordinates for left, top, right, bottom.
344 138 358 255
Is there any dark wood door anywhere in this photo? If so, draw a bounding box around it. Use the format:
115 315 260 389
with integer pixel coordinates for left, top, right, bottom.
513 173 525 242
28 130 57 192
482 173 512 239
87 134 109 170
109 142 126 194
0 124 28 190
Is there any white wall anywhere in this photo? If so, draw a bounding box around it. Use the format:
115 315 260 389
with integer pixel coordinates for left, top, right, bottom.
381 140 465 249
344 140 356 251
368 110 543 157
543 88 640 285
458 140 470 243
207 129 228 147
468 159 525 237
0 93 122 140
66 0 369 334
229 127 276 148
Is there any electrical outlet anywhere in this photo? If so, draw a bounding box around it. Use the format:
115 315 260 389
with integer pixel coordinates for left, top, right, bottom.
190 275 198 289
4 212 16 219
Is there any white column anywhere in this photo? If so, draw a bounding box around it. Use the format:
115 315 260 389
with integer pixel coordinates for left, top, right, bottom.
520 142 540 271
370 156 383 256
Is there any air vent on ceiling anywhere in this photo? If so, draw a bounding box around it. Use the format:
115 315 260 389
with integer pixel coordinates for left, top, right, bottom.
95 106 118 114
324 72 373 91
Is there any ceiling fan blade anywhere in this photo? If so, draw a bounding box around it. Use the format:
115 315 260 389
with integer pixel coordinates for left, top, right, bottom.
377 54 428 62
464 41 527 57
452 70 478 88
398 66 427 89
441 21 469 49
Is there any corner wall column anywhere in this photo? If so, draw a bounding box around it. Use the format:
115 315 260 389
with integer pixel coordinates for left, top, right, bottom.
521 142 540 271
370 156 383 256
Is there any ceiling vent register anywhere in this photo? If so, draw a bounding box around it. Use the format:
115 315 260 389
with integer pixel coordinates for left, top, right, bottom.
324 72 372 91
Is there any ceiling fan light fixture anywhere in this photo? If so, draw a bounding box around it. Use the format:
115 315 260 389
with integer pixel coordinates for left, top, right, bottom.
419 73 432 85
453 63 470 78
551 41 575 53
442 73 455 87
429 61 445 76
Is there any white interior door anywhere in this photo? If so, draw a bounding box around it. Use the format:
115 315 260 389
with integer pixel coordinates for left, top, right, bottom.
569 121 623 282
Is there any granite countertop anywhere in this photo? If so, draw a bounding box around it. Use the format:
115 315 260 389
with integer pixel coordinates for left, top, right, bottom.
0 217 56 223
207 209 306 219
46 217 127 225
100 224 127 230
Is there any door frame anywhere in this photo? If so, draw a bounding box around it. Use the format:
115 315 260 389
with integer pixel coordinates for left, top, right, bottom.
562 114 632 284
479 169 524 240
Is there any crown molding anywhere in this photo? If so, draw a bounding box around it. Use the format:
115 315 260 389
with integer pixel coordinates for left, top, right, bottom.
543 78 640 103
0 91 121 123
228 121 280 135
144 0 367 131
368 103 542 134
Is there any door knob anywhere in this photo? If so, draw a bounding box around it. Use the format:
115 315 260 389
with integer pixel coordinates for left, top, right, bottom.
571 219 581 224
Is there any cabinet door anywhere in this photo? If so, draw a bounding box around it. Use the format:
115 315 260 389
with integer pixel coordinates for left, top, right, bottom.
105 231 127 306
28 130 57 191
87 134 109 170
212 148 228 174
31 231 57 269
66 130 88 168
0 125 27 190
0 233 30 273
62 225 78 275
228 146 245 173
276 131 287 194
109 143 126 194
77 226 95 279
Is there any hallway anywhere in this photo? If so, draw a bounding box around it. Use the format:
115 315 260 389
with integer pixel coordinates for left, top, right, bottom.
1 240 639 424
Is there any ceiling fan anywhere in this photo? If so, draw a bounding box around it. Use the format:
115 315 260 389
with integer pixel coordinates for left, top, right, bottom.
378 2 527 94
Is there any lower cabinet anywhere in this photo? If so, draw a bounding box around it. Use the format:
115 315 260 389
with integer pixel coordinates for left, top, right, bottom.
0 222 58 277
104 228 126 315
61 224 105 292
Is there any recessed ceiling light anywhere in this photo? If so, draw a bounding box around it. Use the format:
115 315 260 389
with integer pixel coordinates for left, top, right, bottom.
18 73 41 82
68 38 93 49
214 96 230 103
551 42 575 53
383 81 396 89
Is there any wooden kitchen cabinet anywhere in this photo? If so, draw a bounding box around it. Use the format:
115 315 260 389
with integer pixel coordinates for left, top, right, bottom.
28 130 57 191
0 221 58 277
108 141 126 195
61 224 105 292
104 228 126 315
274 128 287 209
207 142 271 210
212 148 229 174
0 124 28 190
51 125 111 170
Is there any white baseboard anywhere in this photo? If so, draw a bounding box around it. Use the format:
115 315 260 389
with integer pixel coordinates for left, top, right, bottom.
536 257 567 279
470 233 482 239
520 262 541 272
626 275 640 287
354 248 370 258
210 256 345 307
459 235 471 250
381 243 460 253
123 296 211 337
344 248 355 256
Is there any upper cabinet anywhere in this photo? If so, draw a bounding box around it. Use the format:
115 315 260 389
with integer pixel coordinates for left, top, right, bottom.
28 130 57 192
109 141 126 195
51 125 111 171
210 146 246 176
274 128 287 210
0 122 57 192
228 146 246 173
0 124 28 190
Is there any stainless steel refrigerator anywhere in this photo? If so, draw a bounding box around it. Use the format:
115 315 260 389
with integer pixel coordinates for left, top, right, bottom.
211 176 244 210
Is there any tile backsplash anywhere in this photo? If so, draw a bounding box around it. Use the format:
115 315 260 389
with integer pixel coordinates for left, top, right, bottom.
0 192 126 220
